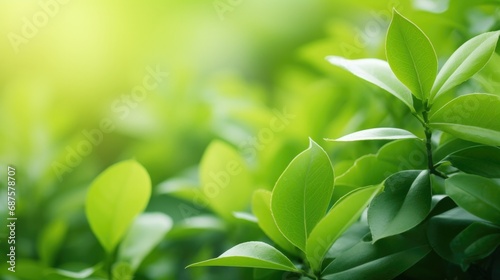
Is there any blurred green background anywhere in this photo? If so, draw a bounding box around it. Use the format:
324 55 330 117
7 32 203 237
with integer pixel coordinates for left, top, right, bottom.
1 0 499 279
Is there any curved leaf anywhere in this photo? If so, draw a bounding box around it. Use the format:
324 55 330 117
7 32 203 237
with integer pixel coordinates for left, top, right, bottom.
334 139 427 192
166 215 225 239
431 31 500 101
445 174 500 224
326 56 413 110
326 127 418 142
117 213 173 271
54 265 101 279
322 234 430 280
386 9 437 100
187 242 298 272
306 185 382 272
271 139 335 251
368 170 431 242
85 160 151 253
429 93 500 146
200 140 253 220
450 222 500 268
427 207 487 264
252 190 298 255
446 145 500 178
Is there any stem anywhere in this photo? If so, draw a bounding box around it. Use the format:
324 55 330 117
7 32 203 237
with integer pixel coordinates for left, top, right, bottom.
105 248 118 280
421 102 447 179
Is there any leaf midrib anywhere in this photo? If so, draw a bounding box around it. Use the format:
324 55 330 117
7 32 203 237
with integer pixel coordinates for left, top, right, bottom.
398 23 425 99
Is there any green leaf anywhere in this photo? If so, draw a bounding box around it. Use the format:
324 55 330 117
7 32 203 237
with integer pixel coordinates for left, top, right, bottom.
85 160 151 253
271 139 334 251
431 31 500 101
186 241 299 272
445 174 500 224
368 170 432 242
326 222 370 260
450 222 500 268
334 139 427 192
306 185 382 272
166 215 225 239
326 128 418 142
433 138 478 163
199 140 253 220
326 57 414 110
427 207 486 264
252 190 298 255
429 93 500 146
446 145 500 178
322 233 430 280
117 213 173 271
386 9 437 100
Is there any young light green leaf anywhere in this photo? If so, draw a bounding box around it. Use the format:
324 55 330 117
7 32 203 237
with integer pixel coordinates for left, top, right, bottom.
186 241 299 272
252 190 298 255
386 9 437 100
85 160 151 253
368 170 431 242
445 174 500 224
429 93 500 146
446 145 500 178
326 57 414 111
306 185 382 272
271 139 335 252
117 213 173 271
334 139 427 193
450 222 500 268
326 128 418 142
200 140 253 220
322 234 430 280
431 31 500 101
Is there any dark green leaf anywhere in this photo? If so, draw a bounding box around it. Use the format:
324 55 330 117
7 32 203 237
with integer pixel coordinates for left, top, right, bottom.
427 207 488 264
450 222 500 268
323 233 430 280
446 146 500 177
445 174 500 224
368 170 431 242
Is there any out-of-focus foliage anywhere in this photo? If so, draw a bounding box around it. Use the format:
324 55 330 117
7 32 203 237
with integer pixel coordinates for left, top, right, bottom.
0 0 499 279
